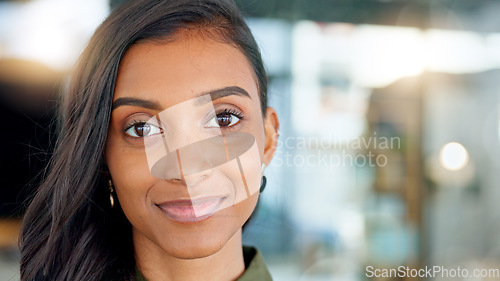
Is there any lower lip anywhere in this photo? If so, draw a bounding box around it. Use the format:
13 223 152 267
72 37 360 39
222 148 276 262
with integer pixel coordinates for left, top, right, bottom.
157 197 224 223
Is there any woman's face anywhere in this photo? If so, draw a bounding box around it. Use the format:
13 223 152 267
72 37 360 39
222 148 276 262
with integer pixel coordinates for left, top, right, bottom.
105 30 278 259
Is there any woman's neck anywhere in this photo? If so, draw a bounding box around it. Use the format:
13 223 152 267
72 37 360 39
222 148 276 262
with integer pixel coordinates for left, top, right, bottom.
134 229 245 281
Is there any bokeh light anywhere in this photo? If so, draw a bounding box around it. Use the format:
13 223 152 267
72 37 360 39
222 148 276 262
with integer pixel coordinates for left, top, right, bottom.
439 142 469 171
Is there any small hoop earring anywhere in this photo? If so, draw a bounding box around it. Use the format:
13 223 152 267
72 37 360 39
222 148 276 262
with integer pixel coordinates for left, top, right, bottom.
108 180 115 208
259 175 267 193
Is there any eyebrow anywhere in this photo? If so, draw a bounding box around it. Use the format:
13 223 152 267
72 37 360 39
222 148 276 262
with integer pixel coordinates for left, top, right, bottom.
194 86 251 105
111 86 251 111
111 97 162 111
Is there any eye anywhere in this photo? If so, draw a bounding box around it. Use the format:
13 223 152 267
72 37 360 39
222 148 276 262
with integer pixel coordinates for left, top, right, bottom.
125 121 163 138
205 109 243 128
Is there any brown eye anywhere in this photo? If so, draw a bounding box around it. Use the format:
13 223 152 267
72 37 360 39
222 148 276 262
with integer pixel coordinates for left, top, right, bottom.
134 123 151 136
125 122 162 138
216 113 233 127
205 109 243 128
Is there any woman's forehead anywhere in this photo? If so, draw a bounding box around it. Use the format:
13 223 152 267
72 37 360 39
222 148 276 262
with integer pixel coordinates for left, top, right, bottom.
113 32 259 108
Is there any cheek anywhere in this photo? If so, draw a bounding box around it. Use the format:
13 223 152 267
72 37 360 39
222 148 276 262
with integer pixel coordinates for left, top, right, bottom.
216 135 262 206
231 117 266 200
247 95 267 156
105 138 155 217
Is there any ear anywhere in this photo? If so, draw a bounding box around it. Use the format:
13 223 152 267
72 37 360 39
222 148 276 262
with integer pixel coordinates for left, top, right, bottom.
262 107 280 166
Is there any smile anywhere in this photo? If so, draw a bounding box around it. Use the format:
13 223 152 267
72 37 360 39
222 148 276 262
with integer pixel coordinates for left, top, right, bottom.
156 196 225 223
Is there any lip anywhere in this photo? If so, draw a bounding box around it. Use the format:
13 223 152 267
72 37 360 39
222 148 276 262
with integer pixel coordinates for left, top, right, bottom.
156 196 225 223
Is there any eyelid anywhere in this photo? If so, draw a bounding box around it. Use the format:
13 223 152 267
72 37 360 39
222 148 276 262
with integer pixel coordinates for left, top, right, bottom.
213 103 243 115
123 113 159 129
124 119 161 132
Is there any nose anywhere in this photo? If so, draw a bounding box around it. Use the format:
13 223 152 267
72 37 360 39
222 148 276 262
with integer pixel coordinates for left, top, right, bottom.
149 147 214 187
182 167 212 188
149 148 182 180
149 142 217 182
150 132 256 180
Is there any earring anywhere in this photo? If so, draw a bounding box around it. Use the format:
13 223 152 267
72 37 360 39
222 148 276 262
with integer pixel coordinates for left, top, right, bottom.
260 175 267 193
108 180 115 208
260 163 267 193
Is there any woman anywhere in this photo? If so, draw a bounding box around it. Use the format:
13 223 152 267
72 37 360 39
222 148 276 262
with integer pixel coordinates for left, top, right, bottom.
19 0 280 280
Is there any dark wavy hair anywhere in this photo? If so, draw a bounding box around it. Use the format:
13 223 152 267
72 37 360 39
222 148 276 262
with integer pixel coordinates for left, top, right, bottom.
19 0 267 280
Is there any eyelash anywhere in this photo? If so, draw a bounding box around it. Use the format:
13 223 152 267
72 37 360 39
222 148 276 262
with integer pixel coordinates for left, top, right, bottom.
123 107 244 138
124 119 153 132
218 108 244 120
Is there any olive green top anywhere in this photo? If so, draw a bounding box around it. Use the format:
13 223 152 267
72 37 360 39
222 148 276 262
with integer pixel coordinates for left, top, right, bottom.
136 246 273 281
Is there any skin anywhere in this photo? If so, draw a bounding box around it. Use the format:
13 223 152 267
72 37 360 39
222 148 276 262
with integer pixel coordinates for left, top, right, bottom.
105 29 279 281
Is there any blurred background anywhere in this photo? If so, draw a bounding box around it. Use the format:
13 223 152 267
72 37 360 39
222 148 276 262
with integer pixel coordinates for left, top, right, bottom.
1 0 500 280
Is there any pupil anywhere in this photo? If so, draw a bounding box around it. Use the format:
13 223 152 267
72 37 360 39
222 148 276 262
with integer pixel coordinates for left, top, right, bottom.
135 123 151 136
217 114 232 127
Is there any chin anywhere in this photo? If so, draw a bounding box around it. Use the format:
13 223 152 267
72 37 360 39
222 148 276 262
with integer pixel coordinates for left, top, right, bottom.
155 207 242 259
170 240 226 260
160 219 240 260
